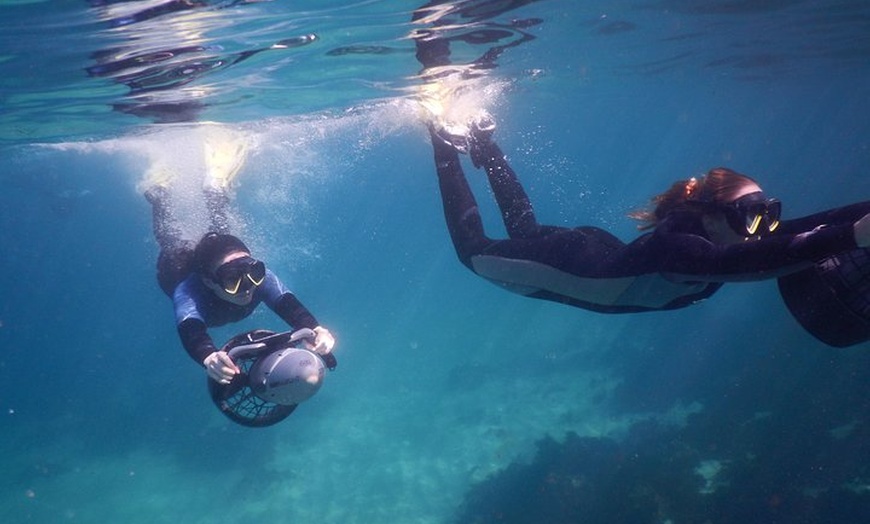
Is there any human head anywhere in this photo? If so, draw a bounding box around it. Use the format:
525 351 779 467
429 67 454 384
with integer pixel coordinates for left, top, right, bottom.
194 232 265 305
631 167 780 242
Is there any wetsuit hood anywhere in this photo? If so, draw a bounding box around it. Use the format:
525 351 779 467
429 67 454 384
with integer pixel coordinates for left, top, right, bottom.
194 232 250 275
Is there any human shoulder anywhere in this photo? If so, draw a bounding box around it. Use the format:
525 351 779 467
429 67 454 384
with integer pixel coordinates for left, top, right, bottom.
174 273 206 299
255 268 291 304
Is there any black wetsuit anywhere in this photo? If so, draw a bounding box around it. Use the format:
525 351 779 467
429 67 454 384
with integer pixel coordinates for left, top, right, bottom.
430 132 867 313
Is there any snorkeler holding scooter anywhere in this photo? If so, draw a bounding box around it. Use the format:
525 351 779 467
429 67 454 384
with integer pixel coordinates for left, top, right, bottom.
413 6 870 348
141 126 337 426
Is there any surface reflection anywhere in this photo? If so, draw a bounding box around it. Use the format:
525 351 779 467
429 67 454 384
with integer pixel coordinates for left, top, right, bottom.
87 0 316 122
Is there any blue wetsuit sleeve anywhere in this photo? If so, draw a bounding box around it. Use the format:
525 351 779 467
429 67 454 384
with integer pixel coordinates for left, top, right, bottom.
173 276 216 365
173 276 204 325
260 270 319 329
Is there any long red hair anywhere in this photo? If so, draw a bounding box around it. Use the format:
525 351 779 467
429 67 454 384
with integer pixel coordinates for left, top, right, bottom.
629 167 760 230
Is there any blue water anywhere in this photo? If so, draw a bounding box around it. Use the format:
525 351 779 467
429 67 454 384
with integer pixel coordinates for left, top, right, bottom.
2 1 870 522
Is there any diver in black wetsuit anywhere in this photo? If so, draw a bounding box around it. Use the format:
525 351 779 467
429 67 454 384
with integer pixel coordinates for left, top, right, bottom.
414 6 870 347
428 121 870 314
142 136 336 384
413 16 870 345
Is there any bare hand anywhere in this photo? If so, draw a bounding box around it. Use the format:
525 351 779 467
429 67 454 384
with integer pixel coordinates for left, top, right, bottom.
203 351 240 384
310 326 336 355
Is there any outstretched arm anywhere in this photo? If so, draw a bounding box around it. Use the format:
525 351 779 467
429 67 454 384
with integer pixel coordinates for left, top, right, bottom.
777 201 870 235
177 317 240 384
177 317 218 364
173 279 241 383
273 294 337 368
777 201 870 251
261 271 336 367
647 220 860 282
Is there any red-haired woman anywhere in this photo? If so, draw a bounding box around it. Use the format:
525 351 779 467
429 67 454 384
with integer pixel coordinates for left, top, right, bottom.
426 117 870 346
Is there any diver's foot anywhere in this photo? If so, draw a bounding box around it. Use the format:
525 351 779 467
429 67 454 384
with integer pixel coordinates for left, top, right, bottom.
143 184 169 206
417 73 473 153
431 111 496 159
137 162 176 194
202 126 250 191
468 112 496 168
432 121 471 154
470 112 496 142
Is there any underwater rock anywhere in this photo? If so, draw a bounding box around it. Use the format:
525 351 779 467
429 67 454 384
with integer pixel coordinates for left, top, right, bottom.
454 422 702 524
454 418 870 523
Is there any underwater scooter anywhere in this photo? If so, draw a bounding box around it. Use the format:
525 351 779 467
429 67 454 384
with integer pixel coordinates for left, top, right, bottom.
778 247 870 348
208 328 336 427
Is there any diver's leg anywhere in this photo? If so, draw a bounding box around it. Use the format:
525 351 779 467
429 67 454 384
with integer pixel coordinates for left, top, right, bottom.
201 125 249 235
145 186 194 297
429 126 493 268
145 186 183 252
468 124 540 239
203 187 233 235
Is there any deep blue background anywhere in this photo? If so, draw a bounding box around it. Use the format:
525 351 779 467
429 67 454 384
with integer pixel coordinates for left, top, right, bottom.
1 1 869 522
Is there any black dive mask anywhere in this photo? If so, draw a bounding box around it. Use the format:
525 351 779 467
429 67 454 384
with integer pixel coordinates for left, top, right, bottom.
213 256 266 295
720 192 781 236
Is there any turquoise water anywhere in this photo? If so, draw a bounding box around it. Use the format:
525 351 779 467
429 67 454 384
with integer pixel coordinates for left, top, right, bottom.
2 1 870 522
